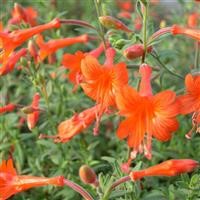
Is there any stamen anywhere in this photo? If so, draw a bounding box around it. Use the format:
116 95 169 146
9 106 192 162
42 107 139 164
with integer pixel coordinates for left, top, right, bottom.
93 111 100 136
185 112 199 139
130 150 138 160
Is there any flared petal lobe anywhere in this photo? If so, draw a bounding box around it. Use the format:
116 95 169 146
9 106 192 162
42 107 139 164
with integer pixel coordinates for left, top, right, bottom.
150 90 179 141
62 51 86 84
178 74 200 114
62 43 104 88
177 74 200 137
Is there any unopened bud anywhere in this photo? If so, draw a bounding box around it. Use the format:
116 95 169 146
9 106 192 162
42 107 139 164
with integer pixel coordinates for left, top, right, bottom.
123 44 152 60
99 16 133 33
79 165 98 186
28 40 38 62
0 103 16 114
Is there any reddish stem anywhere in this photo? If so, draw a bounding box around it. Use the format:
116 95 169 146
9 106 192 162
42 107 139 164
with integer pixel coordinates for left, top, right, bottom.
60 19 97 31
111 176 131 190
64 179 94 200
149 27 171 44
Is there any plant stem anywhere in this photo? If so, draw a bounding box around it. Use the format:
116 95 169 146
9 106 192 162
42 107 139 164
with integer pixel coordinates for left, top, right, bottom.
60 19 97 31
110 176 131 190
40 80 56 132
93 0 106 48
141 1 148 63
148 27 171 45
194 42 200 69
101 176 131 200
151 52 184 79
127 64 160 71
64 179 94 200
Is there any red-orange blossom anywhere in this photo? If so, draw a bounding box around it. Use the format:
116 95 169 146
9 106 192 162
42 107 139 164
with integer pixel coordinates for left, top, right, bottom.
115 64 179 159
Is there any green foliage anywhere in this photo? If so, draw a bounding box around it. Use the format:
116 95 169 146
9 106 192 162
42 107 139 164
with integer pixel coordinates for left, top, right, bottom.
0 0 200 200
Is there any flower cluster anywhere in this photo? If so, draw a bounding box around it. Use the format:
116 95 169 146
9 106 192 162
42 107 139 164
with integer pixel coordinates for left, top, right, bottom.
0 1 199 199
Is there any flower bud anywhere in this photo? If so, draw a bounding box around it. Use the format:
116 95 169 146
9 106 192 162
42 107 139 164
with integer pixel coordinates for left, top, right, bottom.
79 165 98 186
0 103 16 114
28 40 38 63
99 16 133 33
123 44 152 60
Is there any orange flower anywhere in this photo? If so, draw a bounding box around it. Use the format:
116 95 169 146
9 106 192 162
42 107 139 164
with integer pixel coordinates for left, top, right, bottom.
0 18 60 62
62 43 104 88
81 48 128 109
177 74 200 138
36 34 88 61
99 16 133 33
27 93 40 130
39 104 103 142
130 159 199 181
0 48 27 76
188 13 199 28
0 103 16 114
0 159 64 200
116 0 134 12
171 25 200 41
116 64 179 159
9 3 38 26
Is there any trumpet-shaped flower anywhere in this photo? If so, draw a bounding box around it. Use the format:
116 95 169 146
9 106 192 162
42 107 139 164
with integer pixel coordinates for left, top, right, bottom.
130 159 199 181
171 24 200 41
36 34 88 61
0 18 60 62
39 104 104 143
116 64 179 159
0 159 64 200
177 74 200 138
